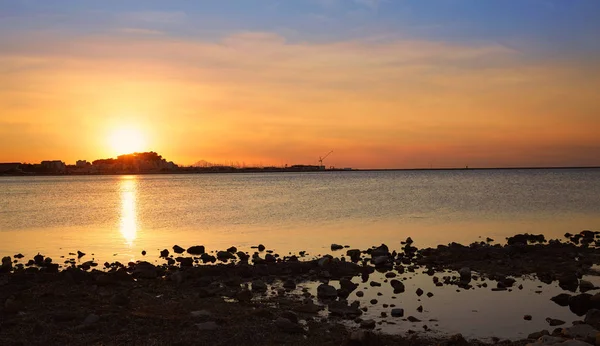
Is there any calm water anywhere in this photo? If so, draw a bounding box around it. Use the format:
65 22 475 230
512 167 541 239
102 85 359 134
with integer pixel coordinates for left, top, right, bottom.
1 169 599 261
1 169 600 339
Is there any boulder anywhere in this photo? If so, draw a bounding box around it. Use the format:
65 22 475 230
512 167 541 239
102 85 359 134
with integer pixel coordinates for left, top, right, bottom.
175 257 194 267
360 319 376 329
391 308 404 317
459 267 471 281
187 246 205 255
390 279 405 293
585 309 600 328
217 251 236 261
561 323 598 339
372 256 389 266
200 253 216 263
236 251 250 262
546 318 566 326
317 284 338 299
160 249 169 257
331 244 344 251
346 249 361 262
569 294 592 316
283 279 296 290
551 293 572 307
371 244 389 257
227 246 237 253
172 245 185 254
132 261 157 278
328 301 363 319
251 280 268 292
580 280 595 293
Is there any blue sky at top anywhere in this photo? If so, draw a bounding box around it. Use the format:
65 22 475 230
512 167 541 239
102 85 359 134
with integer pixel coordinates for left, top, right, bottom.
1 0 599 56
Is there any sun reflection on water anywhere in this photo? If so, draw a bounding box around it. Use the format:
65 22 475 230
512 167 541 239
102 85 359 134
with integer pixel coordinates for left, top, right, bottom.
119 176 138 245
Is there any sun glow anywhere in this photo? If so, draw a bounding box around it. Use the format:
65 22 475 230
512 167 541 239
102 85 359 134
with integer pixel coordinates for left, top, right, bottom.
109 127 147 155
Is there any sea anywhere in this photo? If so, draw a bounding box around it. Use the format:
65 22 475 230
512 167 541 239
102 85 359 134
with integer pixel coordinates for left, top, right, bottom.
1 169 599 339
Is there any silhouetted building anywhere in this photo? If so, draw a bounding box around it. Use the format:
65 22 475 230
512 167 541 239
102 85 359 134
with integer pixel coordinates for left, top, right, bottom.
0 163 21 174
40 160 66 173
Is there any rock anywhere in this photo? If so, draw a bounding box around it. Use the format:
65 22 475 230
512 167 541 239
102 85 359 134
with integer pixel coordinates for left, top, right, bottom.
371 244 389 257
237 251 250 261
407 316 421 322
14 253 24 259
275 317 303 333
196 322 219 331
200 253 216 263
317 283 338 299
524 315 533 321
391 308 404 317
370 299 378 304
569 294 592 316
562 323 598 339
77 251 85 258
551 293 572 307
416 288 424 296
417 305 423 313
187 245 205 255
34 253 44 265
390 279 405 293
385 272 397 278
459 267 471 281
317 256 332 267
346 249 361 262
426 292 434 298
580 280 595 293
141 250 146 256
526 335 564 345
294 300 321 314
528 330 549 339
360 319 376 329
236 289 253 303
339 278 358 293
372 256 388 266
160 249 169 257
356 291 364 297
251 280 268 292
172 245 185 254
0 256 12 272
546 318 566 326
258 244 266 252
329 300 362 319
283 279 296 290
216 251 236 261
331 244 344 251
132 261 157 278
227 246 237 253
264 254 276 263
175 256 194 267
584 309 600 328
370 281 381 287
280 311 298 324
558 272 579 291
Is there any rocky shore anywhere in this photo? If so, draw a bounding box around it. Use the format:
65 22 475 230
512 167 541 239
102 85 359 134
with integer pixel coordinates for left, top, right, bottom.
1 231 600 345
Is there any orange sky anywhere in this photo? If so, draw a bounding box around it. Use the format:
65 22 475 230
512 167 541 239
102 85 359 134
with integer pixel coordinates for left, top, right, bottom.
1 30 599 168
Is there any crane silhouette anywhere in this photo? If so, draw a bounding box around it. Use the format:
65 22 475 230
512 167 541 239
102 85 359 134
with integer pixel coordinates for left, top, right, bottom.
318 151 333 168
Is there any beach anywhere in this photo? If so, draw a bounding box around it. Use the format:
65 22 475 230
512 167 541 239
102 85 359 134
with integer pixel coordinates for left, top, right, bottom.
2 232 600 345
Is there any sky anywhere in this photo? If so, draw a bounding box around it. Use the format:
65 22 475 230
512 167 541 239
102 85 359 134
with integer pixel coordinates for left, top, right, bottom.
1 0 599 168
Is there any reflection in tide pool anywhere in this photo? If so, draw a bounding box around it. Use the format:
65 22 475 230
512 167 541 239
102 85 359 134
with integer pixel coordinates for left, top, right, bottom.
119 176 138 245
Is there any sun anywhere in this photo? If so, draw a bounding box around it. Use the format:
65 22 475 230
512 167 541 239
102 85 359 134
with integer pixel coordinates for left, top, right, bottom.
108 127 147 155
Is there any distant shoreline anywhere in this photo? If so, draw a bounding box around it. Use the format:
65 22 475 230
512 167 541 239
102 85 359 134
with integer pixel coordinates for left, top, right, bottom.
1 165 599 177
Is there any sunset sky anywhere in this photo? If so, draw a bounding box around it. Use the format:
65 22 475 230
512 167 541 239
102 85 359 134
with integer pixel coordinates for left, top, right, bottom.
1 0 599 168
